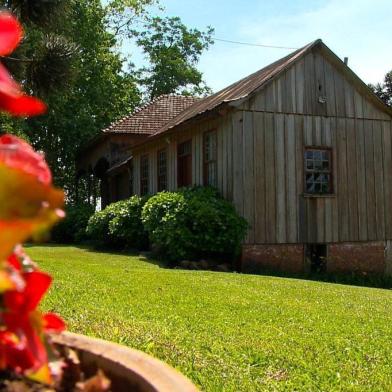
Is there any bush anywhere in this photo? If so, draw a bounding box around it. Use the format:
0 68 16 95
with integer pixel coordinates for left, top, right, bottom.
142 187 248 262
108 196 149 250
86 201 125 248
86 196 148 250
51 203 95 243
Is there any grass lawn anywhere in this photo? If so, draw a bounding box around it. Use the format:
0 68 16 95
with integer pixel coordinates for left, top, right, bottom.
27 245 392 391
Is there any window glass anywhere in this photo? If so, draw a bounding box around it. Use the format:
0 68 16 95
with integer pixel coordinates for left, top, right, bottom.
304 148 332 194
204 130 217 187
140 155 149 196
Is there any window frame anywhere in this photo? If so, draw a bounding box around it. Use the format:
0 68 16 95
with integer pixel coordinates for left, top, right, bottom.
140 154 149 196
303 146 334 196
203 129 218 187
157 148 168 192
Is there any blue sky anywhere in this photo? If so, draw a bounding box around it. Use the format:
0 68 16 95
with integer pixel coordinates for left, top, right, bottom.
123 0 392 92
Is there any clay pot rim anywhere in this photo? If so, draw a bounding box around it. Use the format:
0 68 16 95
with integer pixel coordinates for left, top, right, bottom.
51 331 199 392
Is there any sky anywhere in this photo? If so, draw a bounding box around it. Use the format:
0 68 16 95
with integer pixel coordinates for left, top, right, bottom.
123 0 392 92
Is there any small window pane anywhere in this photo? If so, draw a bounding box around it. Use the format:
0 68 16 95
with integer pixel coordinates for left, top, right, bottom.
304 148 332 194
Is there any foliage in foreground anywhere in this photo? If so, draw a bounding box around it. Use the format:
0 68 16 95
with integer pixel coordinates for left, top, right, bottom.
31 245 392 392
142 187 248 262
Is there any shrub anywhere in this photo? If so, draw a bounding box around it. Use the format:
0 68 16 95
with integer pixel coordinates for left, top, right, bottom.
51 203 95 243
86 201 124 247
108 196 149 250
86 196 149 249
142 187 248 262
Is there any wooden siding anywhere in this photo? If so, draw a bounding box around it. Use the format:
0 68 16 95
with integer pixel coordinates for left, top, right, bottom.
237 112 392 244
131 111 392 245
241 49 390 121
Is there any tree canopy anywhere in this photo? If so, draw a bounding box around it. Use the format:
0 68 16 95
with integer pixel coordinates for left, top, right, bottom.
135 16 214 99
372 70 392 107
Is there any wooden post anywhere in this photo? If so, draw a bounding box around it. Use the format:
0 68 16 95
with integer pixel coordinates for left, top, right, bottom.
92 176 97 210
87 172 92 206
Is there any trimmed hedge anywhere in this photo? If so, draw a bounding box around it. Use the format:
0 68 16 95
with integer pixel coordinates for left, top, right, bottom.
86 196 148 250
142 187 248 262
51 203 95 244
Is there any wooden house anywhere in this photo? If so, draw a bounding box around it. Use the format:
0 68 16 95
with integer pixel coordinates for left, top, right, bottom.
78 39 392 275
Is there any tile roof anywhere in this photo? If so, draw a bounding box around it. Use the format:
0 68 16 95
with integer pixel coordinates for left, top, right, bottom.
103 94 200 135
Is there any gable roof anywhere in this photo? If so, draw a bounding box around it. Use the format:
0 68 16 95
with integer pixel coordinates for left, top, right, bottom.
151 40 318 137
148 39 392 139
103 94 200 135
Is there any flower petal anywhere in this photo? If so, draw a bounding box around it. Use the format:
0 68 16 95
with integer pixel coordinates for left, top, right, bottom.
0 269 16 292
0 64 46 117
7 253 21 270
4 271 52 312
0 135 52 185
43 313 66 332
23 271 52 311
0 93 47 117
0 12 23 56
0 62 20 97
27 363 52 385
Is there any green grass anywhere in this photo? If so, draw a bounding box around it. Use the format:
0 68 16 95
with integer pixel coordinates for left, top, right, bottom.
27 245 392 391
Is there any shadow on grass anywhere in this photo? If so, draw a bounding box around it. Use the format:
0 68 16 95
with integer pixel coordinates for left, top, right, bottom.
26 242 166 268
28 243 392 289
243 268 392 290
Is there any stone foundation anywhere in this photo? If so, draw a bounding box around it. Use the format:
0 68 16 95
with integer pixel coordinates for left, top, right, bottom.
242 241 390 276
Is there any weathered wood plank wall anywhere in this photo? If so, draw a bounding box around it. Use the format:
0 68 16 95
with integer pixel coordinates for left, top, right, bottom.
241 49 390 121
236 112 392 244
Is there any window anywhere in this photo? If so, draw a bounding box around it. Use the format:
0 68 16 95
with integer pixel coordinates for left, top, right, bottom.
140 154 149 196
203 130 217 187
129 160 134 195
157 148 167 192
177 140 192 187
304 148 332 194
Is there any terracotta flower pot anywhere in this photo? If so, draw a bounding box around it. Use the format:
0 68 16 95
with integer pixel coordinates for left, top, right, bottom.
52 332 199 392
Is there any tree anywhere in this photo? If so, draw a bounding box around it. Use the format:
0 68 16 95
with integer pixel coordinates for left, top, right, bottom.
134 16 214 99
372 71 392 107
25 0 141 197
0 0 77 141
1 0 77 95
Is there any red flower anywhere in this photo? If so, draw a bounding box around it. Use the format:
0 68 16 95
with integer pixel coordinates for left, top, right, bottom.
0 135 64 260
0 12 65 384
0 12 46 117
2 270 65 374
0 134 51 185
